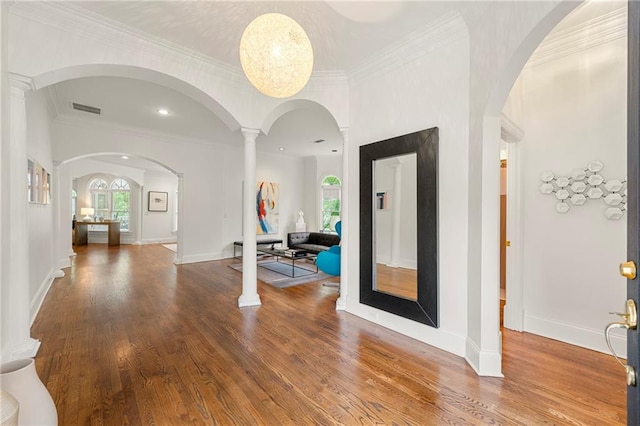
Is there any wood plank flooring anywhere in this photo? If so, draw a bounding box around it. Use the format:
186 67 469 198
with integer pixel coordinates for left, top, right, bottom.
376 263 418 300
32 244 626 425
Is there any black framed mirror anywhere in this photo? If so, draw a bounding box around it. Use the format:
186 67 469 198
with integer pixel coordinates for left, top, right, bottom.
359 127 438 327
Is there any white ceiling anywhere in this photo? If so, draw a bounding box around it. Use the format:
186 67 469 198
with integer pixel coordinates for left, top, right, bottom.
49 0 622 172
67 1 485 73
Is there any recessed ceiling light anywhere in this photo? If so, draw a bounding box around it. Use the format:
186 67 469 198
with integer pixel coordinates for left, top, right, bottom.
331 149 338 153
157 108 170 116
279 147 285 151
313 139 325 144
121 155 129 160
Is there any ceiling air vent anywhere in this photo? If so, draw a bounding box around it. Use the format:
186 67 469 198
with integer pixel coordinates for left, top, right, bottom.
72 102 101 115
313 139 325 144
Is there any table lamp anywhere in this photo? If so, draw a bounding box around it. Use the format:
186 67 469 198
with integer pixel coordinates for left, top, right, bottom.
80 207 94 221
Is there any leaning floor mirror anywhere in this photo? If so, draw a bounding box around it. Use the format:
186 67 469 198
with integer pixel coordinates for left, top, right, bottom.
359 127 438 327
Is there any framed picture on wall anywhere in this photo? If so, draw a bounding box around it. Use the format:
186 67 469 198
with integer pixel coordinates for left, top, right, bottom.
148 191 168 212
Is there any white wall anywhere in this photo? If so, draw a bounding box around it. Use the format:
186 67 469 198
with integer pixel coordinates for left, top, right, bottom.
346 22 471 356
302 157 318 232
142 171 178 244
25 90 57 320
54 117 307 262
517 36 627 355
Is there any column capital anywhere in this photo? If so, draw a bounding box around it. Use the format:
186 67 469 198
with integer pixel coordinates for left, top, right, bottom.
176 172 184 179
339 127 349 139
8 73 34 94
240 127 261 141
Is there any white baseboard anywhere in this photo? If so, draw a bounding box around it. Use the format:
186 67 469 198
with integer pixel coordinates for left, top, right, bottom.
376 256 416 270
525 312 626 359
178 251 226 265
465 338 503 377
346 299 466 357
30 269 64 325
142 237 178 244
58 256 71 269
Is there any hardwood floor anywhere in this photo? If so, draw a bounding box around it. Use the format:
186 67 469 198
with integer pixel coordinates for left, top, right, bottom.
32 244 625 425
376 263 418 300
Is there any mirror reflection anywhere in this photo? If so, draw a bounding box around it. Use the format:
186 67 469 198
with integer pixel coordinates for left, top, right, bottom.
373 153 417 301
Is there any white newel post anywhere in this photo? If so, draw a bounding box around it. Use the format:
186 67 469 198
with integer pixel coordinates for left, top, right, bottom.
336 127 349 310
1 74 40 362
238 128 261 308
388 162 403 267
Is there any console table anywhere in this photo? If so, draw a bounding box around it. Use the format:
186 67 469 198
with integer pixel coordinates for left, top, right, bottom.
233 239 283 258
75 221 121 246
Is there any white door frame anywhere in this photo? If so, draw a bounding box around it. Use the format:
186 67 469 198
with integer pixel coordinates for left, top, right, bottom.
501 114 525 331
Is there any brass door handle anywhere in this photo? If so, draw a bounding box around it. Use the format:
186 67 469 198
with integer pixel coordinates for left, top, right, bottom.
605 322 636 386
605 299 638 386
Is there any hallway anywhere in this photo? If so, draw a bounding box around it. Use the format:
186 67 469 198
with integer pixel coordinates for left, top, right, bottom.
32 244 625 424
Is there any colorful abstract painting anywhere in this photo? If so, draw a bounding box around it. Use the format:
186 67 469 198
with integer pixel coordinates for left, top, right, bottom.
256 181 279 234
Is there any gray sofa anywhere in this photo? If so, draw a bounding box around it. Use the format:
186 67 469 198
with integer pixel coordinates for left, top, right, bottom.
287 231 340 254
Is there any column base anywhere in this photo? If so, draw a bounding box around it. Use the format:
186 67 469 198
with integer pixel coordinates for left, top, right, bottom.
238 294 261 308
4 338 41 362
335 296 346 311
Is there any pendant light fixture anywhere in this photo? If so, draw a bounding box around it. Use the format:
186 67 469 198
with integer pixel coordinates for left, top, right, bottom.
239 13 313 98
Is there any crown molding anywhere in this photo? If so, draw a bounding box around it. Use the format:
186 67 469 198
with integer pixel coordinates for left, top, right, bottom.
527 5 626 68
11 2 350 92
500 113 524 143
10 2 245 82
8 72 34 91
348 11 467 85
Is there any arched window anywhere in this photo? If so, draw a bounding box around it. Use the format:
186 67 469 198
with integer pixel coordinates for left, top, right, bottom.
88 178 131 231
110 179 131 231
89 179 109 222
320 175 341 232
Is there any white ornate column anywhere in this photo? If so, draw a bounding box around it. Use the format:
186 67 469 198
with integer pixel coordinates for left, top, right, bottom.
336 127 349 310
1 74 40 362
387 161 403 267
55 161 74 268
175 172 185 264
238 128 261 308
51 162 69 272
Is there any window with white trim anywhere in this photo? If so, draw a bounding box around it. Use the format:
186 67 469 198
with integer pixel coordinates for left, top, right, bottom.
89 178 131 231
320 175 341 232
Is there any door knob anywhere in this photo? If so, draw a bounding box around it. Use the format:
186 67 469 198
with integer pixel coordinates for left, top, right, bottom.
620 261 637 279
605 299 638 386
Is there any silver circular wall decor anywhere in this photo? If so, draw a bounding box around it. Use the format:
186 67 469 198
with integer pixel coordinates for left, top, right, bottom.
539 161 627 220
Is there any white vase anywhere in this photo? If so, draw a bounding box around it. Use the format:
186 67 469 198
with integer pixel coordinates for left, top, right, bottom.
0 359 57 425
1 390 19 426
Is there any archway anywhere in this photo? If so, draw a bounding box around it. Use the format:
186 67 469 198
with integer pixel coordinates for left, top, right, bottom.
56 152 184 264
478 0 587 376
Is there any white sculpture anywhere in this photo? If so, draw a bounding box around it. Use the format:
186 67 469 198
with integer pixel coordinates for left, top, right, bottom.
296 210 306 231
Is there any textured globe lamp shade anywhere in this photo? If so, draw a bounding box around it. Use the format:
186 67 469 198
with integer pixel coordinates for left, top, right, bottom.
239 13 313 98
